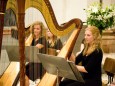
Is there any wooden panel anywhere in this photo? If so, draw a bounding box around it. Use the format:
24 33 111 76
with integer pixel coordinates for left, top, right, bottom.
102 30 115 53
103 57 115 74
0 62 19 86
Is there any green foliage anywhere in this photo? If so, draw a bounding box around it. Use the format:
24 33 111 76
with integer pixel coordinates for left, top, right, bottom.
85 2 115 32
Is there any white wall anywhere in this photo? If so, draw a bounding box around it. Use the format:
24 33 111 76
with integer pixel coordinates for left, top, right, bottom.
25 0 87 27
25 8 47 27
87 0 100 6
25 0 115 27
103 0 115 7
49 0 87 24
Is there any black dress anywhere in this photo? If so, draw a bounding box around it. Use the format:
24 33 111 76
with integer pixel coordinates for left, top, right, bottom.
59 48 103 86
26 36 47 81
46 38 63 55
47 38 62 50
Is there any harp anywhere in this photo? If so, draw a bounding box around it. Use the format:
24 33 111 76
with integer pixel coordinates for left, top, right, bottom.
0 0 83 86
38 27 82 86
34 0 82 86
24 0 83 86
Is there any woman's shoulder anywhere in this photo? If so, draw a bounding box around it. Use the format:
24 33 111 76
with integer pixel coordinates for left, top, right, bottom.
96 48 103 53
39 36 46 40
56 38 63 45
36 36 47 43
40 36 45 38
56 38 61 42
94 48 103 56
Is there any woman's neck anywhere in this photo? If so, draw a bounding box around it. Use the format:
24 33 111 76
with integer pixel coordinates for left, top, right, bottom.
48 39 53 43
35 35 40 41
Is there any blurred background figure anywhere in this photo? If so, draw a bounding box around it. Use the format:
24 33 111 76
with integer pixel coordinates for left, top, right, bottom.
59 26 103 86
25 21 47 86
46 28 63 55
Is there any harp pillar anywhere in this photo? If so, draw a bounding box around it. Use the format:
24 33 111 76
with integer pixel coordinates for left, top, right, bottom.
0 0 8 57
17 0 25 86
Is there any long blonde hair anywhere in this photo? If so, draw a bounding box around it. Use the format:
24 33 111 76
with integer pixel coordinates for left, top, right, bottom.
46 29 57 47
30 21 45 38
83 26 102 56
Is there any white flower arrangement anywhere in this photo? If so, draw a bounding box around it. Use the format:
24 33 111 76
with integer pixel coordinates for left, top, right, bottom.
85 2 115 33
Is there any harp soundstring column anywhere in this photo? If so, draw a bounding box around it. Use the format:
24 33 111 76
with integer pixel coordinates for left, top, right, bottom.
56 67 59 86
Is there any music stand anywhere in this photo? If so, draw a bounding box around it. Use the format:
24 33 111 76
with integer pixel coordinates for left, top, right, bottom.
3 45 40 63
37 53 84 86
